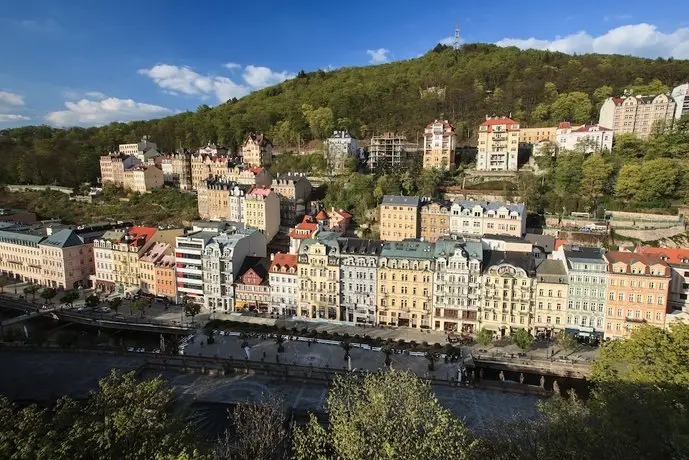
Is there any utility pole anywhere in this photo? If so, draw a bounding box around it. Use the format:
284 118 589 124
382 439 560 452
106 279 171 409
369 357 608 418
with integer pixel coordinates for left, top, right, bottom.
453 23 461 50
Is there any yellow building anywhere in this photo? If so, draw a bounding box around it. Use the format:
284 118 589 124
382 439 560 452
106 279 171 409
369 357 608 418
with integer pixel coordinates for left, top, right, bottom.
422 119 456 170
599 94 676 138
534 259 568 338
419 199 451 243
100 154 139 187
244 186 280 242
476 117 521 171
518 126 556 144
378 241 434 329
122 165 164 193
379 195 420 241
298 237 341 320
480 251 536 338
139 242 171 295
242 132 273 167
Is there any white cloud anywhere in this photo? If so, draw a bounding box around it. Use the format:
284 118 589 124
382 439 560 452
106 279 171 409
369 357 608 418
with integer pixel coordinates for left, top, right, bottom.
497 23 689 59
46 96 171 126
224 62 241 70
242 65 295 88
138 64 250 102
366 48 390 64
85 91 106 99
0 114 30 122
0 91 25 107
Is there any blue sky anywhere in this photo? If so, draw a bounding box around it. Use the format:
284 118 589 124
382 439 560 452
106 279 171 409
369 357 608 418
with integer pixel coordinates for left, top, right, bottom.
1 0 688 128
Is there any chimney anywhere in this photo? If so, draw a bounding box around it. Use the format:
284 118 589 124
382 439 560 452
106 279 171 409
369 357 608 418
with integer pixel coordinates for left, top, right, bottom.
271 253 275 261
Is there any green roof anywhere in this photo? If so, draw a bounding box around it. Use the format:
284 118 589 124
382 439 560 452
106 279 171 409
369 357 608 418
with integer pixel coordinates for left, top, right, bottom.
380 240 433 259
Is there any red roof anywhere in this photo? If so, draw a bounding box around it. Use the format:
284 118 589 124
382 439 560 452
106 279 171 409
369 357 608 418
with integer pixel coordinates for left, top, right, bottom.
554 239 567 251
637 247 689 266
572 124 612 133
248 167 264 174
606 251 670 276
332 209 352 219
127 226 157 246
288 215 318 239
315 210 328 220
480 117 520 132
269 252 298 272
557 121 571 129
248 186 272 197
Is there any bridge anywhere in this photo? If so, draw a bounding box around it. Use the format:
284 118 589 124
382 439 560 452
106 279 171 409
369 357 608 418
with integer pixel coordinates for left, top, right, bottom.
0 305 61 327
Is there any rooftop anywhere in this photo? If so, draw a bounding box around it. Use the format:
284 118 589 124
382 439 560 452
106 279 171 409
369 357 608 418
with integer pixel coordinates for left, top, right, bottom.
482 250 535 275
337 238 383 256
247 186 273 197
380 240 434 259
562 245 606 263
237 256 270 282
479 117 520 132
606 251 670 276
141 242 171 263
636 247 689 266
269 252 298 272
381 195 420 207
525 234 555 253
40 229 85 248
453 200 525 214
433 239 483 261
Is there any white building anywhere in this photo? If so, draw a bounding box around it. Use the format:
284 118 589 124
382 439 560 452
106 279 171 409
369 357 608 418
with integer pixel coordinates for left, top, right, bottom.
175 231 216 302
324 131 358 174
201 230 267 313
268 252 299 316
338 238 382 325
555 122 613 153
423 119 456 170
92 229 125 292
119 137 159 163
449 200 526 238
476 117 520 171
672 83 689 120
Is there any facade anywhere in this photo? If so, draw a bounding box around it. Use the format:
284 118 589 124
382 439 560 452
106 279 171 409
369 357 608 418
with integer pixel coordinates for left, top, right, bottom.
671 83 689 120
268 252 299 316
234 257 271 312
111 227 159 291
555 122 613 153
226 166 273 187
288 215 320 254
122 165 164 193
271 173 312 227
338 238 382 325
197 180 250 221
422 120 456 170
534 259 568 338
38 229 93 289
161 152 192 190
175 231 218 301
139 242 171 295
154 255 176 300
636 247 689 312
324 131 358 174
377 241 434 329
243 186 280 242
379 195 420 241
298 237 341 320
605 251 670 339
242 133 273 167
198 142 229 156
369 132 415 172
100 154 139 186
420 199 451 243
449 200 526 237
554 245 608 341
433 240 483 333
315 208 352 233
93 230 125 291
476 117 521 171
119 137 158 162
519 127 556 144
480 251 536 337
599 94 676 138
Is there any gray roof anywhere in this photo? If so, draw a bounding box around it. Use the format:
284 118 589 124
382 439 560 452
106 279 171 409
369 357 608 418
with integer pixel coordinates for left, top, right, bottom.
482 234 530 243
338 238 383 256
184 231 221 246
381 195 420 207
535 259 568 283
563 245 606 263
482 250 535 275
381 240 433 259
41 229 85 248
433 239 483 261
525 233 555 253
0 230 45 246
453 200 525 215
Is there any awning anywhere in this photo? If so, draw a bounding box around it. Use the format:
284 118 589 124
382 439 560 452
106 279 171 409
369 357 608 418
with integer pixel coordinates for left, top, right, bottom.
234 301 246 310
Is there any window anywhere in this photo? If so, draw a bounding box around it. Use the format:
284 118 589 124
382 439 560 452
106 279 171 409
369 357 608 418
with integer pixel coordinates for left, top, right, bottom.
658 296 664 305
609 292 615 300
618 293 624 301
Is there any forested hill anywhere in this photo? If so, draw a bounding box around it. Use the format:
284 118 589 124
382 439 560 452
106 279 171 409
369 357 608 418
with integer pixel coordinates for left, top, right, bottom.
3 43 689 186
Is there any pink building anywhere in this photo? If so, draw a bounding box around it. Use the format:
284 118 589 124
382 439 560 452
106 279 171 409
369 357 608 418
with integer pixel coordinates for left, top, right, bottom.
40 229 94 289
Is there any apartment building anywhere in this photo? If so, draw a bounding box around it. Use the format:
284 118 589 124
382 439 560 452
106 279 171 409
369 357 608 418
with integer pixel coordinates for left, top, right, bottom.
242 132 273 167
272 173 312 227
288 215 320 254
201 230 267 313
671 83 689 120
379 195 420 241
268 252 299 316
93 230 125 292
122 165 164 193
324 131 358 174
100 154 139 186
139 242 171 295
154 255 176 300
636 246 689 312
420 199 451 242
234 257 271 312
519 127 556 144
476 117 521 171
119 137 158 162
605 251 670 339
377 241 434 329
315 208 352 233
433 239 483 333
480 251 536 337
554 245 608 341
449 200 526 238
534 259 568 337
338 238 382 325
190 154 229 190
555 122 613 153
226 166 273 187
111 227 158 291
175 231 218 302
369 132 416 172
198 142 229 156
244 186 280 242
197 180 250 221
599 94 676 138
422 119 456 170
39 229 94 290
161 152 192 190
298 236 341 320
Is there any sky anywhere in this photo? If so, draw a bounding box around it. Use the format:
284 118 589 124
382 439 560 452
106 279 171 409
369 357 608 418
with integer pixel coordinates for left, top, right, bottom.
1 0 689 128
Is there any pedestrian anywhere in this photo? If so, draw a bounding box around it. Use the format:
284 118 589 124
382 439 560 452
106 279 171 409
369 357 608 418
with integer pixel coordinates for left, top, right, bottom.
307 340 311 348
263 351 266 359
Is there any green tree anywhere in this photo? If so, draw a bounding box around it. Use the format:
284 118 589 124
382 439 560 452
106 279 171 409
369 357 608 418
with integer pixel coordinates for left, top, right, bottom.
636 158 679 202
630 77 669 95
550 92 593 124
23 284 40 302
476 328 493 347
60 290 79 308
580 154 613 210
84 294 100 309
292 370 475 459
108 297 122 314
592 85 613 104
182 297 201 323
543 82 558 104
302 104 334 140
614 163 642 200
425 351 440 371
132 297 149 318
554 153 583 198
511 329 534 351
39 287 57 305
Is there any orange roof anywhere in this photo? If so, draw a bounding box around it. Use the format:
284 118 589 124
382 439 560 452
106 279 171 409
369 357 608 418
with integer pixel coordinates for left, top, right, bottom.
288 215 318 238
315 210 328 220
248 167 264 174
558 121 571 129
248 186 272 197
480 117 520 132
607 251 671 276
554 239 567 250
333 209 352 219
127 226 157 246
269 252 298 272
637 247 689 265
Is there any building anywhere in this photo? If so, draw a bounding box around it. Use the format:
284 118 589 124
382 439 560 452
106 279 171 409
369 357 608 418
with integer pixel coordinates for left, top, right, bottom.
481 234 533 253
480 251 536 337
599 94 676 138
555 122 613 153
243 186 280 242
198 142 229 156
519 127 556 144
268 252 299 316
420 199 451 242
122 165 164 193
377 241 434 329
636 246 689 312
671 83 689 120
139 242 171 295
379 195 420 241
316 208 352 233
338 238 382 325
38 229 93 289
449 200 526 238
100 154 139 186
226 166 273 187
201 230 267 313
197 180 250 221
111 227 158 292
154 254 176 300
234 256 271 313
271 173 312 227
190 154 213 190
119 137 158 162
298 236 342 320
288 215 320 254
604 251 671 339
0 208 36 224
175 231 218 302
369 132 416 172
534 259 568 338
422 119 456 170
324 131 358 174
554 245 608 342
242 133 273 167
161 152 192 190
93 230 125 292
433 239 483 333
476 117 521 171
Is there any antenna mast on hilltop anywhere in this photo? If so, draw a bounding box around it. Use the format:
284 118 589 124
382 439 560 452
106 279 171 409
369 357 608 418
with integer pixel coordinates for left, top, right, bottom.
453 23 461 50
